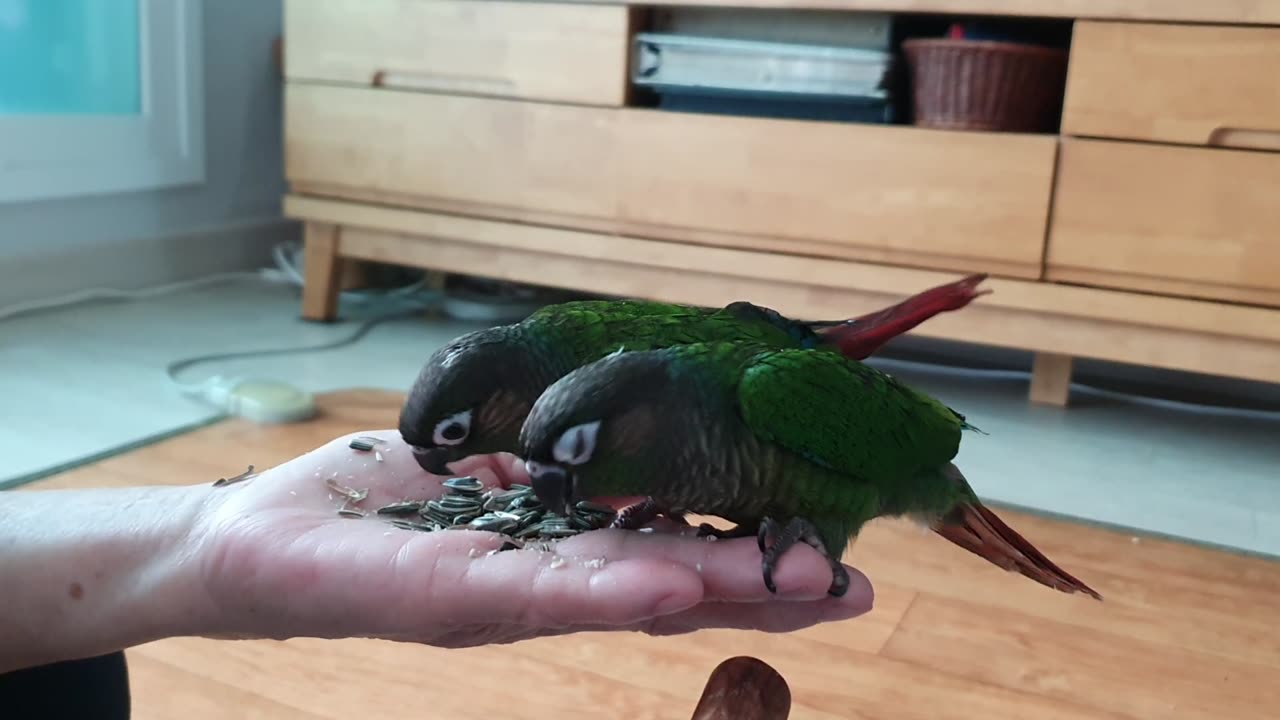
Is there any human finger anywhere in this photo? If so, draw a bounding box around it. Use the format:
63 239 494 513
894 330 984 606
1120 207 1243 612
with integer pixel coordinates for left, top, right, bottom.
550 528 847 602
382 529 706 630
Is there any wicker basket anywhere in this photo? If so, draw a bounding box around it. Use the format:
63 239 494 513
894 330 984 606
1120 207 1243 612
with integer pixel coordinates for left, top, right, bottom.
902 38 1069 133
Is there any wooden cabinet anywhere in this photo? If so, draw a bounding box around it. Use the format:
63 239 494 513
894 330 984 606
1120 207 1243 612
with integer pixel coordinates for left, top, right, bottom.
1064 21 1280 151
283 0 631 105
1048 139 1280 307
282 0 1280 406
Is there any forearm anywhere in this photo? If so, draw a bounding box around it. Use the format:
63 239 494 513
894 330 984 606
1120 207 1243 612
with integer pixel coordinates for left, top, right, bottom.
0 484 218 674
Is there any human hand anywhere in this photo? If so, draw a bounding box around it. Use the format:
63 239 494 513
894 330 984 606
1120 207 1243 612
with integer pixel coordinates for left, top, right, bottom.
188 430 875 648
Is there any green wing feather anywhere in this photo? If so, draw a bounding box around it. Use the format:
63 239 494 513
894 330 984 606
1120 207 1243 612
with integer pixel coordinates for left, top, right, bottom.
736 348 968 484
525 299 811 362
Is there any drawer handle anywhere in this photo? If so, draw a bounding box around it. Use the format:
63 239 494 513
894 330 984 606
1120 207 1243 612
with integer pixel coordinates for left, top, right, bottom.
1207 126 1280 152
371 69 517 95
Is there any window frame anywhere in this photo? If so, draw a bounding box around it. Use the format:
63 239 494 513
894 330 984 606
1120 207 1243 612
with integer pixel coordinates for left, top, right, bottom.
0 0 204 204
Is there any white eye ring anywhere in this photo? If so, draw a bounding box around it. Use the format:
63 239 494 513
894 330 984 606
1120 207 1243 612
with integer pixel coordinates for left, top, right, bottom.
553 420 601 466
432 409 473 446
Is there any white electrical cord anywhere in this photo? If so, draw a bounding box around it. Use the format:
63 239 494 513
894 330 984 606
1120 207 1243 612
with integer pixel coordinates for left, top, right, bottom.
164 306 431 423
160 243 444 421
0 270 272 323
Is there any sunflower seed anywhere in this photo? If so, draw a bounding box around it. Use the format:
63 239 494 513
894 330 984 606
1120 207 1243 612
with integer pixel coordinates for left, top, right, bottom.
213 465 257 487
367 475 623 542
325 477 368 503
514 523 545 539
442 476 484 495
376 501 424 516
337 507 366 519
575 501 617 516
391 519 433 532
469 514 520 533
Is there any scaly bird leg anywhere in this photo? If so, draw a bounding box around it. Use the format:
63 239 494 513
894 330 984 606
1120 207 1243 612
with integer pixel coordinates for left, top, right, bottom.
759 517 850 598
609 497 689 530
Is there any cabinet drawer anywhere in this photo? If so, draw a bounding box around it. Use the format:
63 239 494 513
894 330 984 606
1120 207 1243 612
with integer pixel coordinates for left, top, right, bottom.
286 84 621 218
284 0 630 106
617 111 1057 277
1063 21 1280 150
286 84 1056 277
1047 139 1280 306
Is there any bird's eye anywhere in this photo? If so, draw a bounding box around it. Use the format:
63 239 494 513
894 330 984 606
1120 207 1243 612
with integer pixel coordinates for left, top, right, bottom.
553 420 601 466
432 409 472 446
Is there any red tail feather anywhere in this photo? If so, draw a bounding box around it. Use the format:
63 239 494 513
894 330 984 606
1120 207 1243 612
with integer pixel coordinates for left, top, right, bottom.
817 273 990 360
933 500 1103 600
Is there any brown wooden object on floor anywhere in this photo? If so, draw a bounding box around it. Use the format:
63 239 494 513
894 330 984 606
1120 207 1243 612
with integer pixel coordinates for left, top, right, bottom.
689 656 792 720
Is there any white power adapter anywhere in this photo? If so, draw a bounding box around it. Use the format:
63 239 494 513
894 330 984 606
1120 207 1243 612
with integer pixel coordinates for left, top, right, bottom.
197 375 317 424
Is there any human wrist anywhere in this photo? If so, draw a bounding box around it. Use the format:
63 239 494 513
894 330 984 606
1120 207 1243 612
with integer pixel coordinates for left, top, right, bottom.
0 483 222 673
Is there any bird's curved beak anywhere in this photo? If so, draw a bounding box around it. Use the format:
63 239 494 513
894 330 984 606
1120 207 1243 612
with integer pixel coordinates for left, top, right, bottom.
526 459 575 517
411 446 454 476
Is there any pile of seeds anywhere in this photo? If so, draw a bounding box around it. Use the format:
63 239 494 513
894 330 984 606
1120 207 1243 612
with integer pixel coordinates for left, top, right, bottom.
339 475 618 543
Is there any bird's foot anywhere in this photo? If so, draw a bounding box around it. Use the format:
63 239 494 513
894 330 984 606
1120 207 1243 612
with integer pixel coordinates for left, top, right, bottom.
609 497 688 530
759 516 850 598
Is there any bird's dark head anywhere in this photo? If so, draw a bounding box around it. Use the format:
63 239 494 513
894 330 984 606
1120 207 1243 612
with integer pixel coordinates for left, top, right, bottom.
519 349 678 515
399 326 542 475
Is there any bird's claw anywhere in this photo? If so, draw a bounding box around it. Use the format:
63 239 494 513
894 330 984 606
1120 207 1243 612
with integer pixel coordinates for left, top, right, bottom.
758 516 850 598
609 497 689 530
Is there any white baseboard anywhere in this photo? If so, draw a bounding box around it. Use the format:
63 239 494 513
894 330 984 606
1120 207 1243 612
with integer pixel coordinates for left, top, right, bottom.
0 216 300 308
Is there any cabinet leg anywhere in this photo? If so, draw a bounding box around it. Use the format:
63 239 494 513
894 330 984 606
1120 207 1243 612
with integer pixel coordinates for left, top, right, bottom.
301 222 344 322
1030 353 1073 406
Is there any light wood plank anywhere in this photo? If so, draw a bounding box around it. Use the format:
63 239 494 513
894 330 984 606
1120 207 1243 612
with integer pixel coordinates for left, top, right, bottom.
564 0 1280 25
882 593 1280 720
284 84 1057 277
1030 352 1074 406
301 222 343 321
1047 138 1280 307
283 195 1280 346
284 0 631 106
24 390 1280 719
126 652 321 720
292 181 1026 278
285 83 622 220
616 108 1057 277
1064 21 1280 148
850 514 1280 671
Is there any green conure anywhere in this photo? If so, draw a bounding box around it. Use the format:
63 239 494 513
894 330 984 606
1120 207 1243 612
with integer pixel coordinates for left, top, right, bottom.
517 341 1102 601
399 274 988 477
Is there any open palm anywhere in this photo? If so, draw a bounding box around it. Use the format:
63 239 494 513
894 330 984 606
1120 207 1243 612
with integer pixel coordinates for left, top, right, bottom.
186 430 873 648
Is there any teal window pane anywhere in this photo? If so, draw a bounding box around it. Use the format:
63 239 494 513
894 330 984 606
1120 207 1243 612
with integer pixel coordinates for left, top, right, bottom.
0 0 141 115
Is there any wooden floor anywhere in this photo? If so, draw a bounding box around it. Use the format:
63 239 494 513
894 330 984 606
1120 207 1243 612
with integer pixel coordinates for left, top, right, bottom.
30 390 1280 719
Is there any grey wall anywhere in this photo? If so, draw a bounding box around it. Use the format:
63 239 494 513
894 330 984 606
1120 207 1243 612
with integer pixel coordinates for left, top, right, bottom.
0 0 295 307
